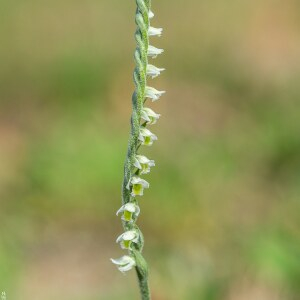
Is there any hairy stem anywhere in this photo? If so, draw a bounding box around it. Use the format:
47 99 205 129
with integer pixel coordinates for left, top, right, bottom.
121 0 152 299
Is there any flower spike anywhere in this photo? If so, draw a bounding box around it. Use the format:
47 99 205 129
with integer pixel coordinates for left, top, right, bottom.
114 0 165 296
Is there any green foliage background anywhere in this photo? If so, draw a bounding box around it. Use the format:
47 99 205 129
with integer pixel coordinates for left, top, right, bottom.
0 0 299 299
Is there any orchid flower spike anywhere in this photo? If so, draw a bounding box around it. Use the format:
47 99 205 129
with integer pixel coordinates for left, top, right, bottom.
134 155 155 174
111 255 136 273
127 176 150 196
116 202 140 222
148 45 164 58
141 107 161 125
139 127 158 146
148 26 163 37
147 64 165 79
145 86 165 101
116 230 139 249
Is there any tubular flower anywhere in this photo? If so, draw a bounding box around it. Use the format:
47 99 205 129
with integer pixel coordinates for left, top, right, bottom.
111 255 136 273
127 176 150 196
116 203 140 222
145 86 165 101
148 45 164 58
116 230 139 249
141 107 161 125
148 26 163 37
139 127 158 146
134 155 155 174
146 64 165 79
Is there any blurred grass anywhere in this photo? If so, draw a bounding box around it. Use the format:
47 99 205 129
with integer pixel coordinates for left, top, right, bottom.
0 0 299 299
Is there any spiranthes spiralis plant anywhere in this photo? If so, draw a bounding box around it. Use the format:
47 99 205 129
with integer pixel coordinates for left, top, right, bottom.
111 0 165 299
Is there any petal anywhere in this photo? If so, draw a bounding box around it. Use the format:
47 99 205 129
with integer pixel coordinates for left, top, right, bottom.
149 10 154 19
116 206 124 216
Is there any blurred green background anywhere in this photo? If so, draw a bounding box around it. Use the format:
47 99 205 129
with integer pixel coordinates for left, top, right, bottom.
0 0 300 299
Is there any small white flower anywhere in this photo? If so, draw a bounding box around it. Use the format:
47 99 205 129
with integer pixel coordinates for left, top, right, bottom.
134 155 155 174
145 86 165 101
111 255 136 273
141 107 161 125
148 26 163 37
116 230 139 249
148 45 164 58
149 10 154 19
139 127 158 146
147 64 165 79
127 176 150 196
116 203 140 222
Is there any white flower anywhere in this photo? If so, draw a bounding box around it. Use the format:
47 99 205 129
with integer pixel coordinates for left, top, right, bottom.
148 45 164 58
147 64 165 79
116 203 140 222
145 86 165 101
127 176 150 196
141 107 161 125
139 127 158 146
149 10 154 19
148 26 163 37
134 155 155 174
111 255 136 273
116 230 139 249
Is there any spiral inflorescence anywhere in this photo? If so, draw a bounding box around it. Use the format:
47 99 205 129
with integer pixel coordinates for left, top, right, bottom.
111 1 164 299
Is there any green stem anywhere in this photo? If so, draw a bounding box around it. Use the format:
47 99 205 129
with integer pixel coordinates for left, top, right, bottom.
137 271 151 300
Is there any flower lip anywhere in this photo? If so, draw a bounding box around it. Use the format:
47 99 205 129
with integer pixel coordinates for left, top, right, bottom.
127 176 150 196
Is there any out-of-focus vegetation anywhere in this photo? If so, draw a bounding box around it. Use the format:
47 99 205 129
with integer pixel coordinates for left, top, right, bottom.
0 0 299 299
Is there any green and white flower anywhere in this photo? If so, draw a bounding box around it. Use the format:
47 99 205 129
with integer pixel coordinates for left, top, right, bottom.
148 45 164 58
148 26 163 37
145 86 165 101
147 64 165 79
134 155 155 174
111 255 136 273
139 127 158 146
149 10 154 19
141 107 161 125
116 230 139 249
116 203 140 222
127 176 150 196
